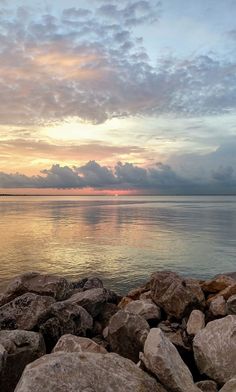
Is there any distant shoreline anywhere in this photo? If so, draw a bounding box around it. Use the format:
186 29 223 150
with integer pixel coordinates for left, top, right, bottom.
1 194 236 197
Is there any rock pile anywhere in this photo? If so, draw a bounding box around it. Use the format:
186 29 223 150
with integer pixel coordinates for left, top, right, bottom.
0 270 235 391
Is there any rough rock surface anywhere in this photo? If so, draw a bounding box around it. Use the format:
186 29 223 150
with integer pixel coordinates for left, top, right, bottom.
0 293 55 330
124 299 161 321
195 380 218 392
219 378 236 392
53 334 107 354
0 330 45 392
150 271 204 319
108 309 150 362
0 343 6 372
193 315 236 384
38 301 93 349
201 275 235 294
66 288 107 317
226 294 236 315
140 328 200 392
187 310 205 336
0 272 71 307
15 352 165 392
209 296 226 317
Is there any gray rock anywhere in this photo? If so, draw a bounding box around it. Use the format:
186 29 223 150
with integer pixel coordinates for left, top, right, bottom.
66 288 107 317
124 299 161 322
219 378 236 392
226 294 236 314
108 309 150 362
209 296 226 317
193 315 236 384
0 293 55 330
53 335 107 354
15 352 165 392
140 328 200 392
0 272 71 306
0 330 45 392
0 343 6 372
83 277 103 290
187 310 205 336
196 380 218 392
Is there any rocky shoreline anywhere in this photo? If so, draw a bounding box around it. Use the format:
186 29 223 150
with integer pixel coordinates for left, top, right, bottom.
0 271 236 392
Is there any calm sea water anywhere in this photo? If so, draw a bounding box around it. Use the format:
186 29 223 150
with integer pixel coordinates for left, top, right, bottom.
0 196 236 293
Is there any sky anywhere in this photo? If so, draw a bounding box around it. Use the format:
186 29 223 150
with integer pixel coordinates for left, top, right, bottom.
0 0 236 195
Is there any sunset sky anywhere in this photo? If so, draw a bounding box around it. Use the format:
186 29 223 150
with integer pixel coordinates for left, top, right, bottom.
0 0 236 194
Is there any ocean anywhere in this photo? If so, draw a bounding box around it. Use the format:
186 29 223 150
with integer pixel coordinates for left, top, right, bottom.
0 195 236 294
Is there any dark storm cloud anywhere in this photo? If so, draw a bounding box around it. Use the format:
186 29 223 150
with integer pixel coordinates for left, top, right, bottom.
0 2 236 126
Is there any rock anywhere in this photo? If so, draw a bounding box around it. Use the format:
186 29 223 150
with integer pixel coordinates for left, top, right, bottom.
96 303 119 329
201 275 235 294
118 296 133 308
0 343 6 372
127 283 150 300
124 299 161 322
140 290 152 300
83 277 103 290
193 315 236 384
108 309 150 362
150 271 204 319
226 294 236 314
15 352 165 392
185 278 206 306
53 335 107 354
219 378 236 392
0 330 45 392
187 310 205 336
66 288 107 317
208 284 236 303
140 328 200 392
38 301 93 350
0 272 71 306
196 380 218 392
0 293 55 330
209 296 226 317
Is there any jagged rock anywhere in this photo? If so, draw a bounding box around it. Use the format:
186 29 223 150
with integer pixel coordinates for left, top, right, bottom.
150 271 204 319
83 277 103 290
193 315 236 384
38 301 93 350
187 310 205 336
201 275 235 294
53 335 107 354
127 283 150 300
0 330 45 392
140 290 152 300
108 309 150 362
124 299 161 322
208 284 236 303
15 352 165 392
196 380 218 392
0 272 71 306
219 378 236 392
118 296 133 308
0 343 6 372
185 278 206 306
0 293 55 330
209 296 226 317
96 303 118 329
66 288 107 317
140 328 200 392
226 294 236 314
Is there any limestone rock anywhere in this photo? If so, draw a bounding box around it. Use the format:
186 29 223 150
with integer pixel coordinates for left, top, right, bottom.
193 315 236 384
124 299 161 322
201 275 235 294
219 378 236 392
108 309 150 362
196 380 218 392
15 352 165 392
0 293 55 330
209 296 226 317
187 310 205 336
38 301 93 350
140 328 200 392
226 294 236 314
150 271 204 319
66 288 107 317
0 330 45 392
0 272 71 306
53 335 107 354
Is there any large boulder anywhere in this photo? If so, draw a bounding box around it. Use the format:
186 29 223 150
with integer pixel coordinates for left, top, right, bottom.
108 309 150 362
38 301 93 350
201 275 235 294
209 296 226 317
53 335 107 354
187 310 205 336
124 299 161 322
226 294 236 314
0 272 71 306
219 378 236 392
0 330 45 392
0 293 55 330
140 328 200 392
15 352 166 392
150 271 204 319
193 315 236 384
66 288 107 317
